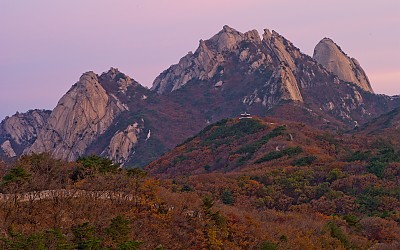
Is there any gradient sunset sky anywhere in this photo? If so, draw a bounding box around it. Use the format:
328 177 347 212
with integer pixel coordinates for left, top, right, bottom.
1 0 399 120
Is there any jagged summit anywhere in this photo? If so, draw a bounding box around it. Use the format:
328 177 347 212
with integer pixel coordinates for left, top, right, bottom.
207 25 246 51
151 25 303 95
25 71 128 161
2 25 399 166
313 37 373 93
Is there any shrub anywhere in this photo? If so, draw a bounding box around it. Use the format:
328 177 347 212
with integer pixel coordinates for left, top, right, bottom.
346 150 371 162
77 155 120 174
282 146 303 157
260 240 278 250
220 189 235 205
72 222 101 250
256 146 303 164
2 166 31 185
292 156 316 166
366 161 386 178
326 221 349 248
255 151 285 164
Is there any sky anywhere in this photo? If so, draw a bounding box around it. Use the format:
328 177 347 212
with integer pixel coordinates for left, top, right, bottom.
0 0 399 120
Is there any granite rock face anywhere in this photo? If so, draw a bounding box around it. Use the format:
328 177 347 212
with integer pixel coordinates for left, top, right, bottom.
1 110 50 145
25 72 128 161
313 38 373 93
2 25 400 167
0 109 50 157
152 25 268 94
102 121 143 164
151 26 313 106
1 140 16 158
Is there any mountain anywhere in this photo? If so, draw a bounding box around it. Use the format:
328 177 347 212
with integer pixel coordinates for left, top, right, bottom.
359 106 400 141
146 117 360 177
151 25 397 124
313 38 373 93
24 70 135 161
1 25 399 166
0 109 50 159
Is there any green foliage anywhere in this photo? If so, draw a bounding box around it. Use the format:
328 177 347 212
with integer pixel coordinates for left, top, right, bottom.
343 214 360 228
260 240 278 250
206 119 265 142
366 161 387 178
106 216 130 243
326 168 345 182
269 125 286 137
211 211 226 227
255 146 302 164
1 228 73 250
202 195 215 213
316 133 339 145
326 221 349 249
117 241 142 250
44 229 74 250
282 146 303 157
1 230 45 250
76 155 120 176
235 126 287 164
2 166 31 185
255 151 285 164
181 184 193 192
173 155 188 164
346 150 371 162
292 156 316 166
220 189 235 205
356 186 382 213
126 168 147 178
373 147 400 163
72 222 101 250
315 182 330 198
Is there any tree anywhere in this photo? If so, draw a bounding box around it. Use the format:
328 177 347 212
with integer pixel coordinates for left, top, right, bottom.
106 215 130 245
2 166 31 186
72 222 101 250
220 189 235 205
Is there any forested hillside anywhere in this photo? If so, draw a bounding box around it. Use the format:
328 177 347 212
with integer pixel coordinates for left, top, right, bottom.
1 116 399 249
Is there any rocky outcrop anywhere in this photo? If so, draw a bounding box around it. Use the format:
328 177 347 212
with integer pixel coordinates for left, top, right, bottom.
276 64 303 102
2 25 399 167
25 72 128 161
152 25 267 94
102 122 143 164
242 63 303 108
262 29 302 71
1 140 16 158
313 38 373 93
0 109 50 157
151 26 307 103
0 109 50 145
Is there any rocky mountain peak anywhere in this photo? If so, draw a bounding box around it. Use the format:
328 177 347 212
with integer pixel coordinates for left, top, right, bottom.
207 25 244 51
0 109 50 158
25 71 128 161
244 29 261 44
99 67 138 94
262 29 302 71
78 71 98 84
152 26 268 94
313 38 374 93
101 67 128 81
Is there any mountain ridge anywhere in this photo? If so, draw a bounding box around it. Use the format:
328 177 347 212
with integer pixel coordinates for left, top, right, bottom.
1 25 399 166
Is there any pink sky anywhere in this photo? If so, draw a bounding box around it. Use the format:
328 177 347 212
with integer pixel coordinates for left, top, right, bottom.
0 0 399 119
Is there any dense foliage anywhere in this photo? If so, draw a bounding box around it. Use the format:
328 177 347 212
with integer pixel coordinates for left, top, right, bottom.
0 117 399 249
